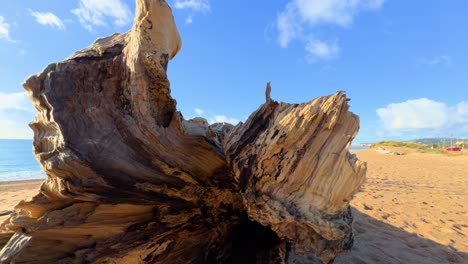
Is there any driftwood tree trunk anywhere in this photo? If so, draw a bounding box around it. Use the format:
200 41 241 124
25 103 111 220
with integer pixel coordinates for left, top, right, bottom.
0 1 366 263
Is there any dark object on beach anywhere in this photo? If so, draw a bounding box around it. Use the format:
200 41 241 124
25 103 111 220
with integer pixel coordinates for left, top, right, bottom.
0 211 12 217
445 147 462 152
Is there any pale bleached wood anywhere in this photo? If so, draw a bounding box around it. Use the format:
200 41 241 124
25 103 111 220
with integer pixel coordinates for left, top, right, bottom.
0 1 365 263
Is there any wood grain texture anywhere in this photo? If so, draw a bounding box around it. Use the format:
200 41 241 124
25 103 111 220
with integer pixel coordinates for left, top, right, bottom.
0 1 365 263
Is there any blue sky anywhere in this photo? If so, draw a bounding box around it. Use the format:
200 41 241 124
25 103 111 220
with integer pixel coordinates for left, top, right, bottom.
0 0 467 143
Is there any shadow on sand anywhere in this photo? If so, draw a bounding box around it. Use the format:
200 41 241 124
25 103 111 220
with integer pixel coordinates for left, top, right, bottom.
335 208 467 264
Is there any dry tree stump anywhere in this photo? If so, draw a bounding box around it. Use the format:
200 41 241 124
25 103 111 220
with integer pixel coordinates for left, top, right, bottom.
0 1 365 263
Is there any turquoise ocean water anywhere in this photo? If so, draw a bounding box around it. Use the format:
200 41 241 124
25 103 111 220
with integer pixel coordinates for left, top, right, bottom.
0 139 45 182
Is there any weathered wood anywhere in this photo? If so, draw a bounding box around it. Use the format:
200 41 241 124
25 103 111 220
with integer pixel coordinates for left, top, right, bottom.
0 1 366 263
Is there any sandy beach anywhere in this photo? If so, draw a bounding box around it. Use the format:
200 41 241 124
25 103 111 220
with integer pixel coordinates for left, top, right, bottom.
337 149 468 263
0 180 43 223
1 149 467 263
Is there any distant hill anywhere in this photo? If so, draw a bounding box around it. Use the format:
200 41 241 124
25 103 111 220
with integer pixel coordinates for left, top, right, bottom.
371 141 443 154
406 138 468 146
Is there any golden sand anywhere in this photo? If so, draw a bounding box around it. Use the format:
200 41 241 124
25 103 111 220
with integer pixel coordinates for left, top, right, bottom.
0 180 43 223
337 149 467 263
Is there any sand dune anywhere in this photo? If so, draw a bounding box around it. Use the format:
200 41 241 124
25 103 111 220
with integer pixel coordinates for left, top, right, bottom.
1 149 467 263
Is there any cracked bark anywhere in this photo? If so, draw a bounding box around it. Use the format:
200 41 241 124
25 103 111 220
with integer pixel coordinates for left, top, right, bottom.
0 1 366 263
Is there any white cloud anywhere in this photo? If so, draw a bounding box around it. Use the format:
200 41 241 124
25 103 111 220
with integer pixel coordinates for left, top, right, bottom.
185 16 193 25
174 0 210 24
174 0 210 13
418 56 452 67
0 92 34 112
377 98 448 130
210 115 240 125
293 0 384 27
455 102 468 123
0 111 34 139
277 4 301 48
192 108 240 125
30 10 65 30
377 98 468 136
305 39 339 61
71 0 132 31
277 0 384 61
0 92 35 139
0 16 13 42
195 108 204 115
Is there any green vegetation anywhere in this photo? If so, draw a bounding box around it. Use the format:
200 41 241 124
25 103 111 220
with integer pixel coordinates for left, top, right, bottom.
370 140 444 154
409 138 467 145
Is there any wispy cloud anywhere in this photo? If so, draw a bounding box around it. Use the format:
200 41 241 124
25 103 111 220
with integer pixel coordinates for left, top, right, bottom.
210 115 240 125
185 16 193 25
0 16 13 42
305 39 339 61
277 0 385 61
277 4 301 48
417 55 452 67
174 0 210 25
174 0 210 13
71 0 132 31
195 108 204 116
0 92 35 139
193 108 240 125
0 92 34 112
30 10 65 30
377 98 468 137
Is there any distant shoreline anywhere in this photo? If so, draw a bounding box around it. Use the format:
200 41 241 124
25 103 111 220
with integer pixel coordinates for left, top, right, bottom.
0 138 33 140
0 179 43 196
351 143 372 147
0 178 44 186
350 145 369 151
0 171 46 183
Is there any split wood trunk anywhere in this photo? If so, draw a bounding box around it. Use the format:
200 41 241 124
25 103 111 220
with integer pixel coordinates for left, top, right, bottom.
0 1 366 263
